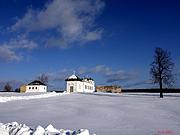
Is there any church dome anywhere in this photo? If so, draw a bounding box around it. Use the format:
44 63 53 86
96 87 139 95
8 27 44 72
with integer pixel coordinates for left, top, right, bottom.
65 74 82 81
68 74 78 79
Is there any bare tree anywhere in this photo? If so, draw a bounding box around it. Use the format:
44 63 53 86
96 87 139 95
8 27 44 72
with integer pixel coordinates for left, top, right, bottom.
4 83 12 92
37 73 48 85
150 47 174 98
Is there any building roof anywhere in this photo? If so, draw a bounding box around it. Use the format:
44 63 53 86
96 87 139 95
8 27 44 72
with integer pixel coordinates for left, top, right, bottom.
83 77 94 81
65 74 83 81
27 80 46 86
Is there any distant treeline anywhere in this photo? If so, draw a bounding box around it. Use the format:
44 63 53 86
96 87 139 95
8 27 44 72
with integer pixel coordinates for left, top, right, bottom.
122 89 180 93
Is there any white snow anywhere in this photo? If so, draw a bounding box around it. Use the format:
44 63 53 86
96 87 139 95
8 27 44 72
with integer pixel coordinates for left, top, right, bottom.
0 92 68 103
0 122 90 135
0 92 180 135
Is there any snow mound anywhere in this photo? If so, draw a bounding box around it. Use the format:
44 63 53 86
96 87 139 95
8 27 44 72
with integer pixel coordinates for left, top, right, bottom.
0 92 68 103
0 122 93 135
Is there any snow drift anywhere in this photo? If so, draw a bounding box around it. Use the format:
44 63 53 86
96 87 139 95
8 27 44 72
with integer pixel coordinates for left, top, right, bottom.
0 122 92 135
0 92 68 103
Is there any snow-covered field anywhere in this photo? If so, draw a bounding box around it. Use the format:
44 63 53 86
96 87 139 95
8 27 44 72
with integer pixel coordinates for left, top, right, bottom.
0 92 180 135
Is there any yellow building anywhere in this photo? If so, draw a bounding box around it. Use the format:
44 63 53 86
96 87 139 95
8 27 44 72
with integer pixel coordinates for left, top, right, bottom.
20 85 27 93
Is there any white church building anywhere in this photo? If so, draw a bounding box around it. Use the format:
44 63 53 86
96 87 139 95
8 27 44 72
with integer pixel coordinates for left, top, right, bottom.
65 74 95 93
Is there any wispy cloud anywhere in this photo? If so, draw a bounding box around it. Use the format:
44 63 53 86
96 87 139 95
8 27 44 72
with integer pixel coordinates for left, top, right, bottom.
105 71 137 83
123 80 152 88
11 0 105 48
83 30 103 41
35 65 155 89
0 35 37 62
3 35 37 50
90 65 137 83
174 66 180 77
0 46 20 61
45 65 137 85
38 69 72 83
36 69 72 90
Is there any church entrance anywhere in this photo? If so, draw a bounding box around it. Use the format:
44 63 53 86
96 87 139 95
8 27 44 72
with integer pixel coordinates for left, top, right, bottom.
70 86 74 93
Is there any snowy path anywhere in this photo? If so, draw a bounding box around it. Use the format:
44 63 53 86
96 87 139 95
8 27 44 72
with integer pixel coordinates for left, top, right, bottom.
0 93 180 135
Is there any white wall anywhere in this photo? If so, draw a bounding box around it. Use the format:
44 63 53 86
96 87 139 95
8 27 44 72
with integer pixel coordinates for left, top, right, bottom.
83 81 95 93
66 81 83 93
26 85 47 92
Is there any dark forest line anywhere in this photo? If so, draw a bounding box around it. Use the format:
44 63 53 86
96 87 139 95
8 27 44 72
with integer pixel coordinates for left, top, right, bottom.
122 89 180 93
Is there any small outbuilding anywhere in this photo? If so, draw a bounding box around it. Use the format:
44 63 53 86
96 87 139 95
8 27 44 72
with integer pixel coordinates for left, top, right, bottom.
20 80 47 93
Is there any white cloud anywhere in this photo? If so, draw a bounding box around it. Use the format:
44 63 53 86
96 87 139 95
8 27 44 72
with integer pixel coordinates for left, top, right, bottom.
11 0 105 48
0 35 37 62
11 9 37 32
5 35 38 50
105 70 137 83
89 65 137 83
0 46 20 61
91 65 110 74
83 30 103 41
47 65 137 84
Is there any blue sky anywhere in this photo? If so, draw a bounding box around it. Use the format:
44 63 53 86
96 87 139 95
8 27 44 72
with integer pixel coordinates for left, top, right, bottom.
0 0 180 90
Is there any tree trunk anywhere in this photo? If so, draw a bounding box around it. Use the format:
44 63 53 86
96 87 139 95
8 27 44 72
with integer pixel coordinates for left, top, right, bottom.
160 91 163 98
159 80 163 98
